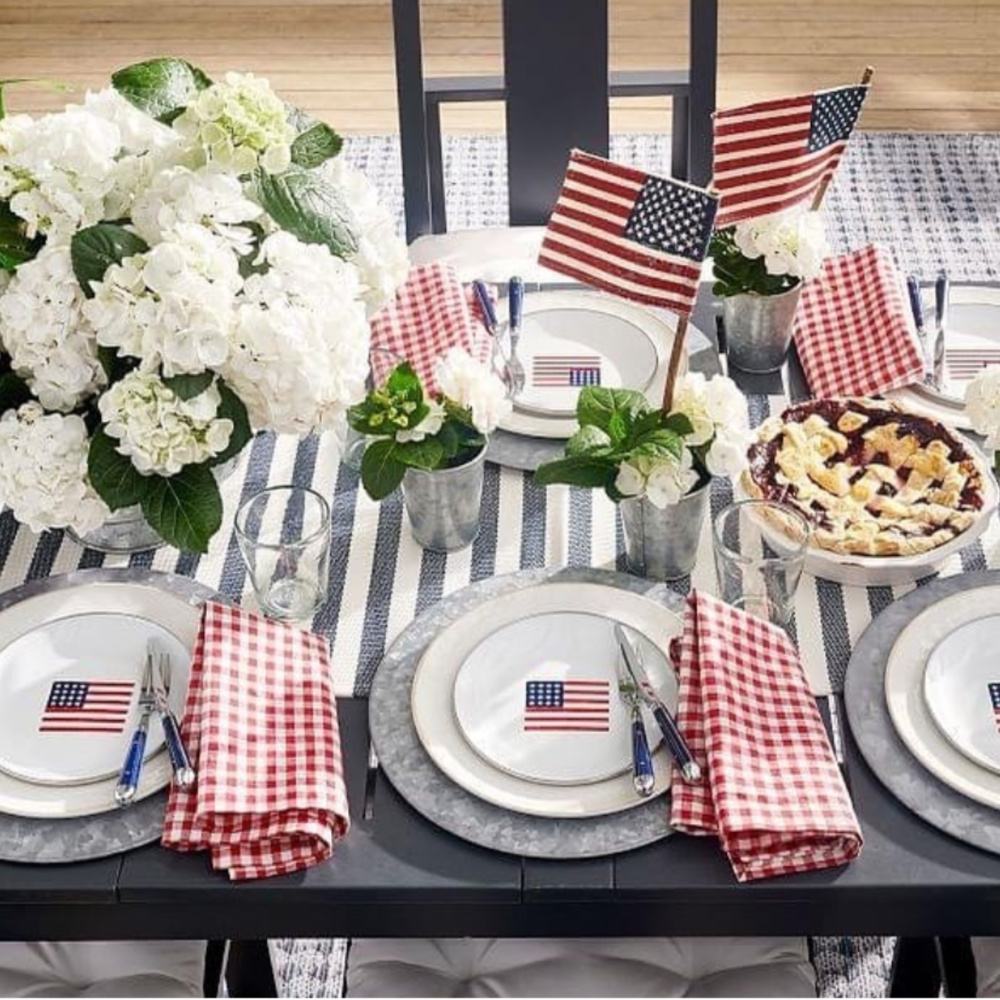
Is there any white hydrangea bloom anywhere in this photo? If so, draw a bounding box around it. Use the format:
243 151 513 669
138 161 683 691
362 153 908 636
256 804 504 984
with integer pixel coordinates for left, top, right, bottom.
670 372 749 452
966 368 1000 451
731 208 827 283
173 71 296 175
98 370 233 476
131 165 262 252
396 398 446 443
0 403 109 534
0 245 105 412
0 106 122 242
221 232 370 435
321 157 408 316
434 347 512 434
83 223 242 376
614 460 645 498
616 451 699 509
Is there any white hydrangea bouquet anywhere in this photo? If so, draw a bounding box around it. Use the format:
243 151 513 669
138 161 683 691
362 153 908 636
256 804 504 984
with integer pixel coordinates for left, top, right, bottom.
965 369 1000 472
709 207 827 298
533 373 751 507
0 59 407 551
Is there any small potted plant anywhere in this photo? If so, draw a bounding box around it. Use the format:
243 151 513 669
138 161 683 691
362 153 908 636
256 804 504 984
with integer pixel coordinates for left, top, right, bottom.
533 375 750 580
710 207 827 373
349 348 511 551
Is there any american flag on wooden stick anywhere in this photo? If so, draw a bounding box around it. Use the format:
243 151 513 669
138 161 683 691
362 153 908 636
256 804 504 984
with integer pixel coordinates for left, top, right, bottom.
713 83 869 229
537 150 719 316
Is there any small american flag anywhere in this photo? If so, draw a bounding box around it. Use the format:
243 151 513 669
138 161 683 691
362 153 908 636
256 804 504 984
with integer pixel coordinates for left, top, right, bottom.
989 684 1000 733
713 83 869 228
39 679 135 733
532 355 602 388
947 349 1000 383
524 679 610 732
537 150 718 315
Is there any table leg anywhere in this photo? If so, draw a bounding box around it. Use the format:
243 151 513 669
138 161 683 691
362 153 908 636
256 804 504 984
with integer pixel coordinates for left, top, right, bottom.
889 938 941 997
226 940 278 998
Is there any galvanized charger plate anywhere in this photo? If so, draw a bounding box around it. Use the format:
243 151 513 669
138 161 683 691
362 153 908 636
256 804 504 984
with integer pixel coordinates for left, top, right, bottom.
0 568 215 864
368 567 678 859
844 570 1000 856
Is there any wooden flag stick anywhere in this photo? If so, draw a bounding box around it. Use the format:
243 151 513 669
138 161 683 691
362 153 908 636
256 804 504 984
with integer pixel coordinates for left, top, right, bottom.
809 65 875 212
661 315 689 412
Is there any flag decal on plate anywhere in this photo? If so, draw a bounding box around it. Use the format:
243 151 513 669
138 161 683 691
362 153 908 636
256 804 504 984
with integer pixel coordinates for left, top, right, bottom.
39 680 135 733
989 683 1000 733
524 679 610 732
532 355 602 388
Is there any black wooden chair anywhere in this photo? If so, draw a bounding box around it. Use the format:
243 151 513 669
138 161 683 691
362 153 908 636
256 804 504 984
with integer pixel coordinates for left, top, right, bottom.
392 0 718 244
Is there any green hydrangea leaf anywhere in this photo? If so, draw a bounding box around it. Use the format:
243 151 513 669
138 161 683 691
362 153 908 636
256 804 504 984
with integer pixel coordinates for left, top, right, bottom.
111 58 212 124
139 463 223 553
71 223 148 297
87 428 147 511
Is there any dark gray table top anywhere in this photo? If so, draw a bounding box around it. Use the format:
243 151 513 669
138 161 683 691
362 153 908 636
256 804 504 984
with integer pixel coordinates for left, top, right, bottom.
5 697 1000 942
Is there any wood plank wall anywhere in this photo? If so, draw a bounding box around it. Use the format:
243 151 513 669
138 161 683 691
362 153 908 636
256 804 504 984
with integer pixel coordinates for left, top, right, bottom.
1 0 997 132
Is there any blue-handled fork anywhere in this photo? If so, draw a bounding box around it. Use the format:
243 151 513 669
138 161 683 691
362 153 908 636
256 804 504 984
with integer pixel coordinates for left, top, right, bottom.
114 654 155 808
151 642 195 789
616 656 655 797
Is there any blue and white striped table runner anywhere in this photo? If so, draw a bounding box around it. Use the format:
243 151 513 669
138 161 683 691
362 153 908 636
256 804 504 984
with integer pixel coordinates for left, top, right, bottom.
0 389 995 698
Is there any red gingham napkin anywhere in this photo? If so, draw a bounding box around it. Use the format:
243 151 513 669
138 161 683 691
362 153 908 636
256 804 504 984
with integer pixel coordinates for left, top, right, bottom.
669 592 862 882
161 602 350 881
793 244 925 399
369 262 492 390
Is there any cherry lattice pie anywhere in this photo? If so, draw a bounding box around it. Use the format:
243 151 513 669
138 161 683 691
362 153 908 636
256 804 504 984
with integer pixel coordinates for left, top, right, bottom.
744 398 987 557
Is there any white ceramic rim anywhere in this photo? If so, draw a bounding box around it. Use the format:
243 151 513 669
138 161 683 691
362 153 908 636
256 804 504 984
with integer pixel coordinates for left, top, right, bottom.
411 582 683 817
885 585 1000 810
496 291 677 439
0 582 201 818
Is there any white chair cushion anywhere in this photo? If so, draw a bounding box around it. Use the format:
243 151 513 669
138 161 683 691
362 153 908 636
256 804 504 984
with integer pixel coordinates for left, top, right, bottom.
0 942 206 998
346 937 815 998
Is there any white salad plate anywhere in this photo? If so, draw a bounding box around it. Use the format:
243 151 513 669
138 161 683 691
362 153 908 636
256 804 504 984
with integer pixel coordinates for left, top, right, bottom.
923 615 1000 777
885 585 1000 811
453 612 672 786
411 582 682 818
885 285 1000 430
0 581 200 818
496 291 680 439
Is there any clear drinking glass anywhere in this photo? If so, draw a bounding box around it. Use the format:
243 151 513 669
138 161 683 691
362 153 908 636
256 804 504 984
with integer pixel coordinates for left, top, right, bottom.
235 486 331 621
712 499 811 628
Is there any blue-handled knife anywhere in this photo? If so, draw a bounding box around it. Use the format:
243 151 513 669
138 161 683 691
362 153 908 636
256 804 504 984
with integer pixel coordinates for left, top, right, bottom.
114 653 155 807
150 642 195 789
932 271 949 389
505 276 526 396
615 624 702 784
472 279 514 394
615 656 655 797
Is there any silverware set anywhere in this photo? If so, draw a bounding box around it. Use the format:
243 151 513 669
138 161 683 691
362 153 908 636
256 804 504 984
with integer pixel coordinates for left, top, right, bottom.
615 624 701 797
472 277 527 399
906 271 949 389
114 641 195 808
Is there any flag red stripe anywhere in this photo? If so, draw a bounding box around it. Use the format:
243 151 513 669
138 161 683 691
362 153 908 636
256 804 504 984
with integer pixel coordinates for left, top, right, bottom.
715 160 833 210
713 109 812 138
713 138 835 179
541 231 704 299
716 189 823 229
713 126 810 159
553 191 630 227
569 150 649 185
564 168 641 204
535 253 693 311
714 152 834 196
714 92 814 120
39 726 125 733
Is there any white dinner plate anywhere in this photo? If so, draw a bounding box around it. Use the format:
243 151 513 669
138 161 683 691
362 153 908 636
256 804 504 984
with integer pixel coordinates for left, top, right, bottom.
496 291 681 439
0 612 189 786
923 615 1000 776
885 585 1000 811
453 612 672 785
412 582 683 818
885 285 1000 429
0 581 201 818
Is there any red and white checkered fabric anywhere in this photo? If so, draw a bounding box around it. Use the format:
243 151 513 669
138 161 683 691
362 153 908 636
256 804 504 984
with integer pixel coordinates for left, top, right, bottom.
162 602 350 881
669 591 862 882
369 262 492 390
793 243 925 399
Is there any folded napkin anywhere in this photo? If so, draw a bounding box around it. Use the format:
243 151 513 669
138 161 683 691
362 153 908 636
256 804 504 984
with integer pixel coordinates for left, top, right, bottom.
162 602 350 880
669 591 862 882
369 262 491 389
793 244 925 399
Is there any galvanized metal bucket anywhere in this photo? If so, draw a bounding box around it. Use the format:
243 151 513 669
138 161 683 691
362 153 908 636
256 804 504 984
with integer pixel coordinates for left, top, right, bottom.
402 446 487 551
723 283 803 374
619 481 710 581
